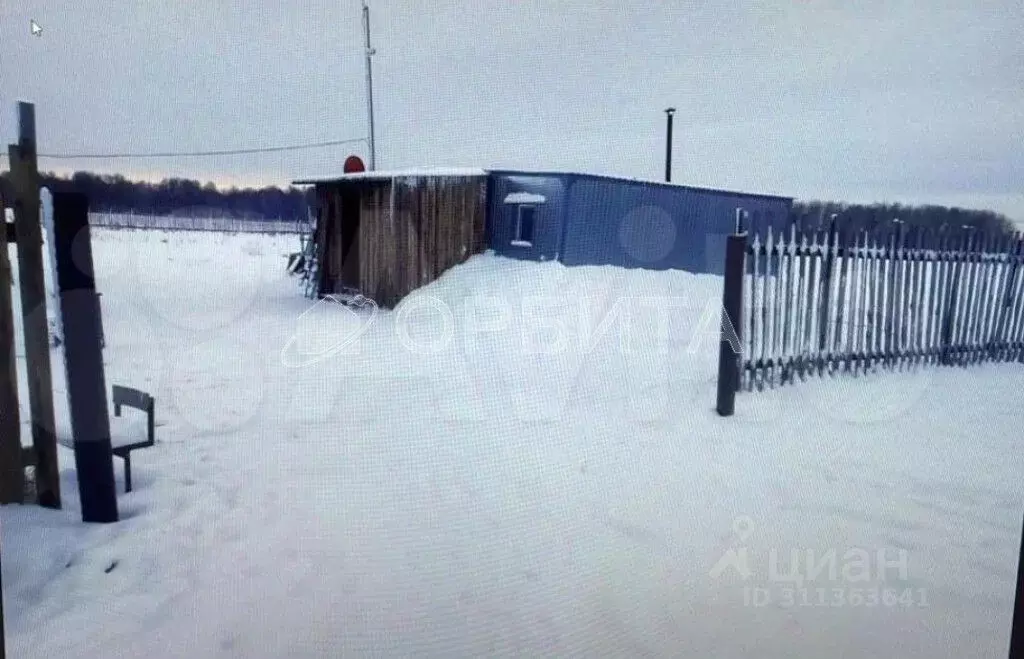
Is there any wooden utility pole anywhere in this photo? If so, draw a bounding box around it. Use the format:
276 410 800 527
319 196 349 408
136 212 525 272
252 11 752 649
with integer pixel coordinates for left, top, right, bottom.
9 101 60 508
0 193 23 504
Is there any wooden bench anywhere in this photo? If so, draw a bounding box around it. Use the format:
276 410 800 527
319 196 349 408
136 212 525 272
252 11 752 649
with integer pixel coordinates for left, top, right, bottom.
54 385 155 493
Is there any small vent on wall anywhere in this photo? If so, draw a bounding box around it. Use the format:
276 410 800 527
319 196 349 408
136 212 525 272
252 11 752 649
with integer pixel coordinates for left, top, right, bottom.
503 192 547 205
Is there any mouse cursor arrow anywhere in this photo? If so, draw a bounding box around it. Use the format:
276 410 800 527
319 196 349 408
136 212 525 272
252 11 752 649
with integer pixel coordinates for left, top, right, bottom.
30 20 43 37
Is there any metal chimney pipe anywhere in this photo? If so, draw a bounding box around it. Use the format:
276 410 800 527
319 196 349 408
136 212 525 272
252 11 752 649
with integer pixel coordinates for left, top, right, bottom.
664 107 676 182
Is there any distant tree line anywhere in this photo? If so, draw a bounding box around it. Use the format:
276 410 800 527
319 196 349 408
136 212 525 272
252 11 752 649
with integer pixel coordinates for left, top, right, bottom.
0 170 313 221
791 201 1016 237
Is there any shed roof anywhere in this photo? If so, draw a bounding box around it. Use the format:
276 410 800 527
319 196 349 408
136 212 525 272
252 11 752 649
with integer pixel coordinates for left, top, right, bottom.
487 169 794 203
292 167 793 203
292 167 488 185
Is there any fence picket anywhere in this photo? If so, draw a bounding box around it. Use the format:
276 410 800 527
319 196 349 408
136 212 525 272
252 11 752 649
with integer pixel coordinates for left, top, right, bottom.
937 230 950 366
971 231 990 363
908 228 925 368
749 231 757 388
996 234 1024 360
865 230 880 373
924 229 943 365
914 227 929 366
960 231 981 365
757 227 772 390
960 231 978 363
990 233 1014 358
997 233 1019 359
832 226 851 374
977 233 1003 362
800 229 819 381
1009 238 1024 362
935 230 945 363
888 225 905 370
816 228 829 376
883 225 900 370
971 232 986 364
1014 234 1024 361
900 224 913 368
950 231 967 365
894 224 909 370
986 233 1004 359
905 226 917 367
910 226 923 365
769 227 786 388
941 231 967 365
857 230 872 375
780 220 798 384
989 234 1008 359
795 223 806 373
846 230 862 374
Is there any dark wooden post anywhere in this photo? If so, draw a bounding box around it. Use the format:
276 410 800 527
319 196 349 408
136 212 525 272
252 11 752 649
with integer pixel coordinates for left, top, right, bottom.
0 517 7 659
52 192 119 523
0 194 23 504
9 102 60 508
716 213 747 417
1010 512 1024 659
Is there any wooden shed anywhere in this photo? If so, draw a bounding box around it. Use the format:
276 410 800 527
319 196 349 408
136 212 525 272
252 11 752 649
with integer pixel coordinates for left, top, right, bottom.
293 169 489 308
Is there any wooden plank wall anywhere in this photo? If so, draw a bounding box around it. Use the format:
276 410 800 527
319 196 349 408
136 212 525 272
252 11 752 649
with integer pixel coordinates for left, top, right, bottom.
358 181 390 305
340 176 487 308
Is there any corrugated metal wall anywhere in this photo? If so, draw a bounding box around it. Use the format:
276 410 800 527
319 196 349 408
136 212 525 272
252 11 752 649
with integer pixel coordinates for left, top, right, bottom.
487 171 793 276
486 173 568 261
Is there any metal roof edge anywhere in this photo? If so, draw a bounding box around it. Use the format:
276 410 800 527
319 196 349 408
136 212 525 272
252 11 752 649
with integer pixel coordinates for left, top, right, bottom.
485 169 793 203
292 168 490 186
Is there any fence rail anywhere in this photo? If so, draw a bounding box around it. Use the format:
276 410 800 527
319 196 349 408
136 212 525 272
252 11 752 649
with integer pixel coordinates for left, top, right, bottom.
716 215 1024 413
87 212 308 234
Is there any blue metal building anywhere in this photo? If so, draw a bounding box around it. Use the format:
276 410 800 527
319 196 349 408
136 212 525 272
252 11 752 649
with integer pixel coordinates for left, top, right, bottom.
485 170 793 276
294 167 793 306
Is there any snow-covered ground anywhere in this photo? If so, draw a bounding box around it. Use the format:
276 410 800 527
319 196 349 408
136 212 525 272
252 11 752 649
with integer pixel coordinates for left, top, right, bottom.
2 227 1023 658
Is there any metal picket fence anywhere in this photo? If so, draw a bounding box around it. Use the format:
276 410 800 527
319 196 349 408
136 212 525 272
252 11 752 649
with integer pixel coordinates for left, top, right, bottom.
716 211 1024 414
88 211 307 234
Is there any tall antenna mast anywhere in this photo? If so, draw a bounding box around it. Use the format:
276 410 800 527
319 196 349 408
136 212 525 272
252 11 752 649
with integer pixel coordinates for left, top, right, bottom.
362 0 377 170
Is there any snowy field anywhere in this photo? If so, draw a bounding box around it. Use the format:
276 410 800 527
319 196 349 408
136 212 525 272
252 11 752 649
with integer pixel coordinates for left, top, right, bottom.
2 227 1023 658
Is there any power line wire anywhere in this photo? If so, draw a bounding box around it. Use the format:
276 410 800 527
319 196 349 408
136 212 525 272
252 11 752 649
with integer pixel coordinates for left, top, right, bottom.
0 137 367 160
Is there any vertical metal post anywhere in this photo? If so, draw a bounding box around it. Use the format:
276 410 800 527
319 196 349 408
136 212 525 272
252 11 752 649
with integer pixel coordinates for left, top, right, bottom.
362 0 377 171
664 107 675 182
10 101 60 509
716 221 747 416
52 192 118 523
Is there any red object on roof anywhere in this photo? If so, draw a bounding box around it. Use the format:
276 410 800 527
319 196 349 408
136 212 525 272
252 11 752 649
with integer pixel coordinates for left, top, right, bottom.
343 155 366 173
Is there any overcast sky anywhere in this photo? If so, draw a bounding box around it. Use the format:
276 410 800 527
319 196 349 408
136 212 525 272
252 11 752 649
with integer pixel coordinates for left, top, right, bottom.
2 1 1022 221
